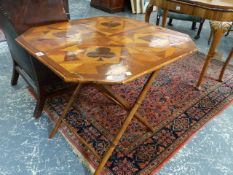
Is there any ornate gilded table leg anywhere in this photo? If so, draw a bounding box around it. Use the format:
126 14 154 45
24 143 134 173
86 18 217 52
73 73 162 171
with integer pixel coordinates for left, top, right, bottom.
219 48 233 82
145 0 154 22
94 71 158 175
49 83 83 139
196 21 232 89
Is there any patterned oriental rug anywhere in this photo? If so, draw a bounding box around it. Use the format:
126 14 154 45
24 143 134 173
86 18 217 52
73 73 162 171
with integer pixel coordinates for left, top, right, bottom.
45 52 233 175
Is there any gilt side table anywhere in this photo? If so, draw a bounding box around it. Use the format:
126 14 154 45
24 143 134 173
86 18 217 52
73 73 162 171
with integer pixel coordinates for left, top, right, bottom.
145 0 233 88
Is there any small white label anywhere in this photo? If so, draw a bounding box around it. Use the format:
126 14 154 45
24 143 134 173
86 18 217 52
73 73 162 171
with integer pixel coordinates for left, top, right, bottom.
125 71 132 76
176 6 181 11
106 75 114 80
35 52 44 57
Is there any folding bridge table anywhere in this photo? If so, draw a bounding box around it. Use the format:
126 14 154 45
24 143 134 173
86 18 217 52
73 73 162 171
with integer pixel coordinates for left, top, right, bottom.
16 16 197 175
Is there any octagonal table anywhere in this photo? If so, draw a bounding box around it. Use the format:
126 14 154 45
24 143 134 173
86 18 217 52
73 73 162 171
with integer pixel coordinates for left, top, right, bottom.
16 16 197 175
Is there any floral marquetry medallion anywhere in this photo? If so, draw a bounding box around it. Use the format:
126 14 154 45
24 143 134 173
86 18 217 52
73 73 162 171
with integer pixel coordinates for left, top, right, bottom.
16 16 197 84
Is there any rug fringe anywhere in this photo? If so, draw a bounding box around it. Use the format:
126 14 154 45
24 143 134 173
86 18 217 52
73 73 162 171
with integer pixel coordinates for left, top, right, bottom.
62 133 95 174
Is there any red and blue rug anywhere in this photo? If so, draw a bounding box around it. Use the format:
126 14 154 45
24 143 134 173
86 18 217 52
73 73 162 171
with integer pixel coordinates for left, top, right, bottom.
45 52 233 175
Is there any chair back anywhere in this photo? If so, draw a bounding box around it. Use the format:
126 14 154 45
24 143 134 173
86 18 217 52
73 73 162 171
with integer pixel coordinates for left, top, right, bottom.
63 0 70 19
0 0 68 93
0 0 68 34
0 12 37 81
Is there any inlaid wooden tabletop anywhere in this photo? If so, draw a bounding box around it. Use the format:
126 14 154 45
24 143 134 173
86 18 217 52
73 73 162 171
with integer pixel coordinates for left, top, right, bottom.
16 16 197 84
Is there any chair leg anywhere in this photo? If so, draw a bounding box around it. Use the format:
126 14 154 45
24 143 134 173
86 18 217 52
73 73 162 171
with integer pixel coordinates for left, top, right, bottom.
208 29 213 45
194 19 205 39
33 90 46 119
168 18 173 26
156 15 160 26
11 61 19 86
192 21 197 30
225 24 232 36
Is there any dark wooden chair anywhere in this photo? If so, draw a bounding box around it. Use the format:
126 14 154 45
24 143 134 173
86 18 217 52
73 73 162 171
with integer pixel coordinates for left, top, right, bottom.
156 9 205 39
225 22 232 36
63 0 70 19
0 0 71 118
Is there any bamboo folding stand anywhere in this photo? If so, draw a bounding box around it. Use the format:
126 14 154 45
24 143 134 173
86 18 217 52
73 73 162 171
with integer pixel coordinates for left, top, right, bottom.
49 71 159 175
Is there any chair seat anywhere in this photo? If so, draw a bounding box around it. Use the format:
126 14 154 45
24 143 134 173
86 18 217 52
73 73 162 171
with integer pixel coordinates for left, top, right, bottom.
158 9 202 22
154 6 205 39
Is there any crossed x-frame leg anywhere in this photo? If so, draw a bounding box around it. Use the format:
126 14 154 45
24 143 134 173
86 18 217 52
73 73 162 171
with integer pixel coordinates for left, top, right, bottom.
49 70 158 175
96 85 155 133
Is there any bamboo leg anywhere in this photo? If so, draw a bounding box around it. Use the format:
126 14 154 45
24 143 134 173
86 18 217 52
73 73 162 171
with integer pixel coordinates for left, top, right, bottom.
98 85 155 132
94 71 158 175
145 1 154 23
219 48 233 82
49 83 83 139
162 9 168 27
196 28 226 89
